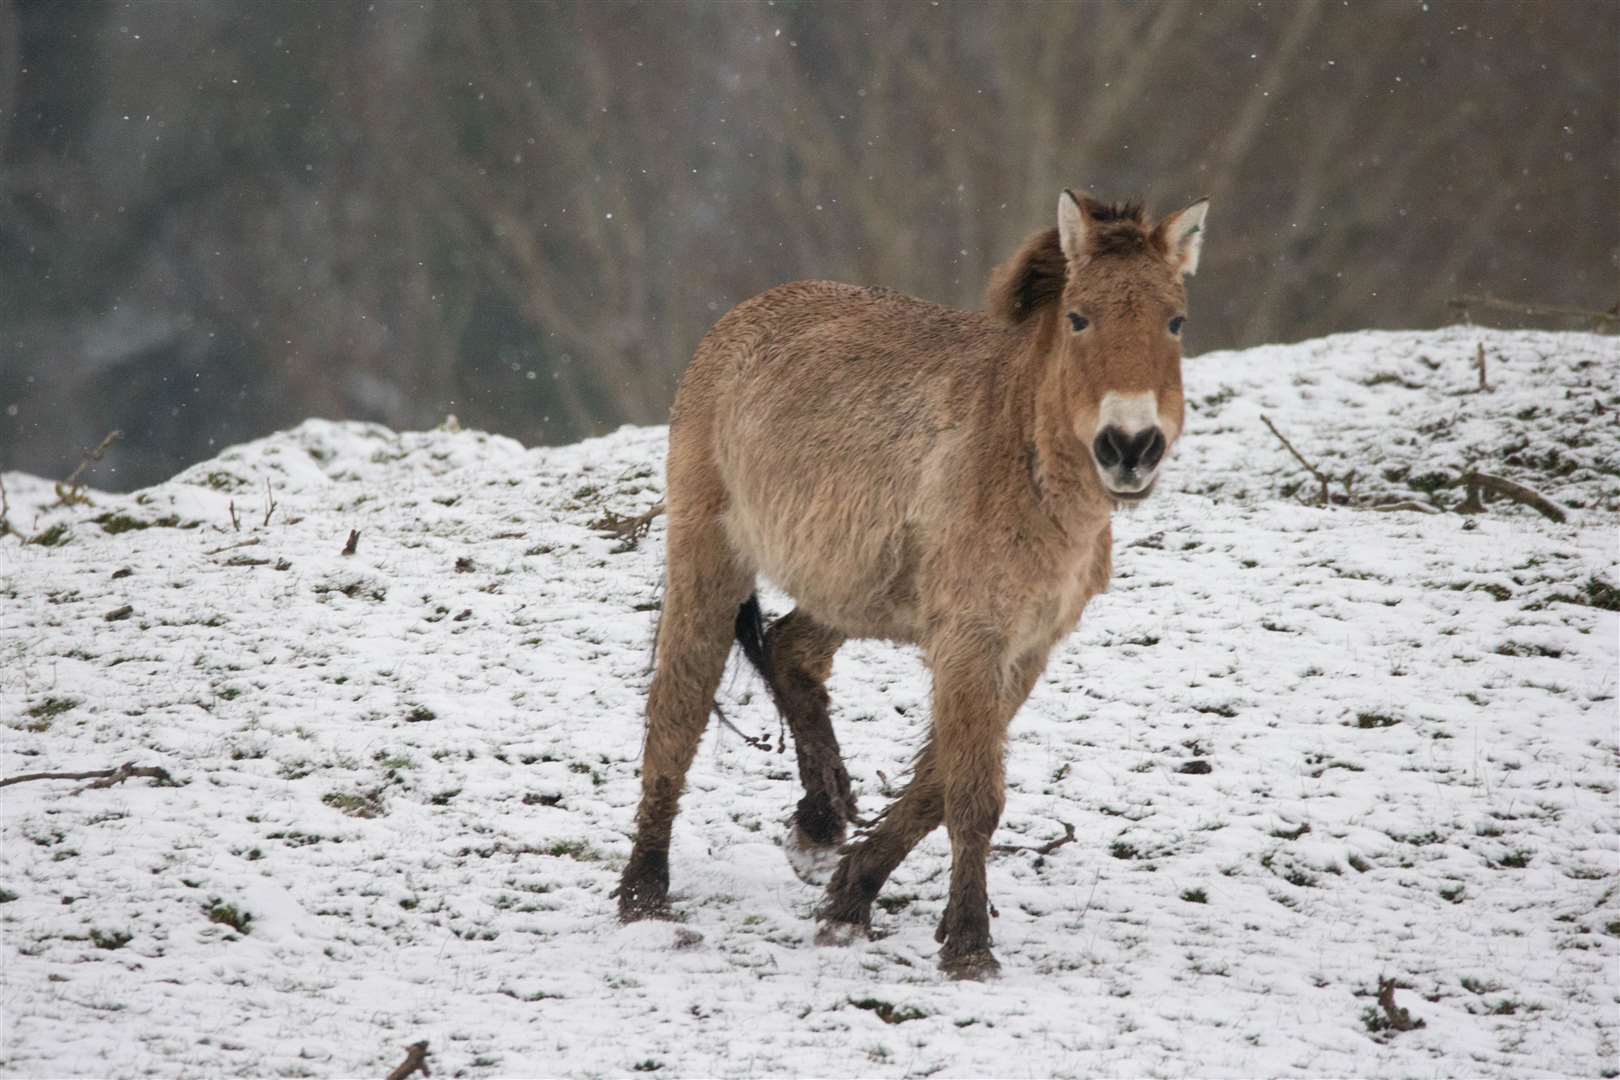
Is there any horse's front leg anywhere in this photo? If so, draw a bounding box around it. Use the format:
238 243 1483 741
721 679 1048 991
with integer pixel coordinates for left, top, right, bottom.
929 635 1043 979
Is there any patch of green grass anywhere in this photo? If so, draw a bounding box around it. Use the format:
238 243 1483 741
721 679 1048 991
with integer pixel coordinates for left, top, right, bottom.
204 899 253 935
1282 867 1318 888
29 524 71 547
322 791 385 818
1439 882 1466 903
1355 712 1399 729
1496 849 1533 869
1109 840 1140 860
1181 887 1208 904
90 928 132 950
546 839 599 861
1495 641 1564 659
94 512 180 534
202 471 246 490
1406 470 1453 495
1580 576 1619 611
405 705 436 723
850 998 927 1024
23 697 77 731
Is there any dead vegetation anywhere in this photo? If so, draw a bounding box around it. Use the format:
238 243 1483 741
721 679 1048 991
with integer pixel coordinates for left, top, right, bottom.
52 431 123 509
1259 342 1579 521
0 761 176 792
590 501 665 552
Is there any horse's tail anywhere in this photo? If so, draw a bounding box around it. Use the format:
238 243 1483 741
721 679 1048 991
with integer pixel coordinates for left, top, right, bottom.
733 593 778 700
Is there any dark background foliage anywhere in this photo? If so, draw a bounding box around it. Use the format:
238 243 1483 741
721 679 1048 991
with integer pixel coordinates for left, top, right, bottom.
2 0 1615 489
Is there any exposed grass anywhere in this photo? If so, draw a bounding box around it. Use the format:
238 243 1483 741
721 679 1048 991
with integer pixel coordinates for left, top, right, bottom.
22 697 78 731
204 900 253 935
90 929 133 950
850 998 928 1024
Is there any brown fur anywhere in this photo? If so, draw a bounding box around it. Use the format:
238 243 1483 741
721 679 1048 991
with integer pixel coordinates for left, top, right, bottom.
617 191 1208 978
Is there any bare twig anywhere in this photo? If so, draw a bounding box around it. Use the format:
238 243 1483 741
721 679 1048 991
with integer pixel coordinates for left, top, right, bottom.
341 529 361 556
1261 415 1332 507
875 768 900 798
228 499 240 531
1075 865 1102 922
261 477 278 527
0 761 174 791
0 471 11 538
710 703 772 752
591 500 665 551
1448 294 1620 327
993 820 1077 857
53 430 123 507
1365 500 1441 514
205 538 262 556
1459 470 1567 524
385 1040 431 1080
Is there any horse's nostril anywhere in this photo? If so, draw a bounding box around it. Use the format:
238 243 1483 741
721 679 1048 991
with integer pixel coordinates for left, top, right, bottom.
1140 429 1166 470
1093 428 1124 469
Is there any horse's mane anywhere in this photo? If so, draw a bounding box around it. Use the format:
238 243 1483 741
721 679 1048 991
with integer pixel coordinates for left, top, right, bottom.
984 201 1149 325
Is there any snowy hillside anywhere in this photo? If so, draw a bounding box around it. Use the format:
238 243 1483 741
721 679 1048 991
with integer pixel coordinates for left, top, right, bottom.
2 329 1616 1078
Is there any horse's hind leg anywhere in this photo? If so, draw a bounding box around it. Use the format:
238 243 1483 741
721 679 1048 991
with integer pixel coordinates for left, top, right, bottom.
764 608 852 864
817 740 943 938
617 507 753 921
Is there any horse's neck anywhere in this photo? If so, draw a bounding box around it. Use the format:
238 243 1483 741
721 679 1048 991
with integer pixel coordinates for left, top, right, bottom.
1022 346 1111 533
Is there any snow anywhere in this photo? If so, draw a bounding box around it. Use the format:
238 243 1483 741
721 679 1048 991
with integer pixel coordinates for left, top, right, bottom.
2 328 1616 1078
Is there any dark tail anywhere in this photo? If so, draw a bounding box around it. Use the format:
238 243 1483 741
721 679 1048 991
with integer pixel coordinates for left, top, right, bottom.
734 593 781 703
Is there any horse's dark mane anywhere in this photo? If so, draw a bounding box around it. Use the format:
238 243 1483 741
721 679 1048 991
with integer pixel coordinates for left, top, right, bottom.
1088 200 1145 224
984 201 1150 325
984 227 1067 325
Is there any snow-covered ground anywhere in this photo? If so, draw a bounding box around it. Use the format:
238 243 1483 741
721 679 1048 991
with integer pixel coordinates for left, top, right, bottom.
2 328 1616 1078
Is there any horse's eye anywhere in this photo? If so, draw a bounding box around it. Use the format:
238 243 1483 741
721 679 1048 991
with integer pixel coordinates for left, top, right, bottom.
1169 315 1186 335
1067 312 1090 332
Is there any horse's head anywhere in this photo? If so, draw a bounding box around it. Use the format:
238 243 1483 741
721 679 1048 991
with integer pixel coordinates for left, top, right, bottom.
1054 190 1208 502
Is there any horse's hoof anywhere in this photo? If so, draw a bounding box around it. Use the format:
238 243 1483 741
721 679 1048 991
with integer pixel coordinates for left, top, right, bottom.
814 918 867 947
617 893 674 923
939 948 1001 981
785 822 844 885
616 850 670 922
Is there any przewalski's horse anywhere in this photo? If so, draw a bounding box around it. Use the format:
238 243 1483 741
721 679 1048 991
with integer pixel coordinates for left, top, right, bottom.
617 190 1209 978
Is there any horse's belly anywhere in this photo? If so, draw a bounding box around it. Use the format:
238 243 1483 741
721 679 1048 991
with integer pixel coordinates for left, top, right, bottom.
721 495 923 643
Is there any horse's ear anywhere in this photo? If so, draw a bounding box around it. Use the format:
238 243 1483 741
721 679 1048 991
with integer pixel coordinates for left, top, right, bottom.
1157 198 1209 276
1058 189 1091 262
